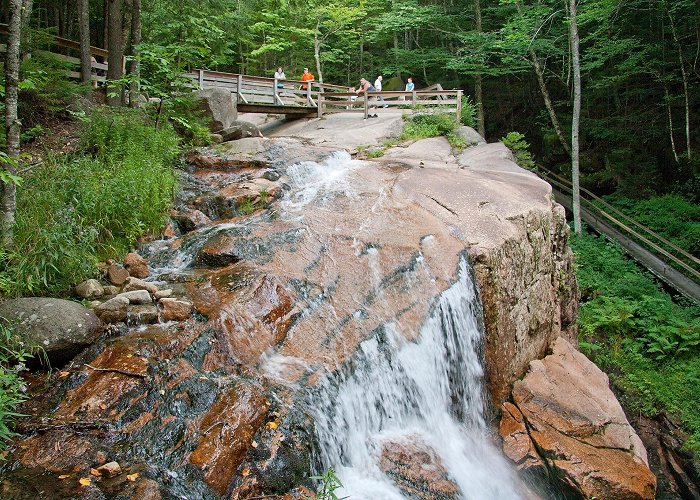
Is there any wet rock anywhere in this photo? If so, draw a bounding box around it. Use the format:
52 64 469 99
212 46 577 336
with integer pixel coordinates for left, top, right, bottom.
218 121 263 142
0 298 104 365
129 304 159 324
94 296 129 324
505 337 657 500
196 233 243 267
499 402 544 472
184 151 269 171
159 298 193 322
75 279 105 300
262 170 281 181
189 383 268 494
124 253 149 279
107 264 130 286
122 277 158 295
96 461 121 477
196 88 237 132
154 289 173 300
171 209 211 233
378 437 459 499
117 290 152 305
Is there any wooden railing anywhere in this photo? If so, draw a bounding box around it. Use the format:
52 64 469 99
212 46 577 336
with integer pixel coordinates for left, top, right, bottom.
189 69 463 121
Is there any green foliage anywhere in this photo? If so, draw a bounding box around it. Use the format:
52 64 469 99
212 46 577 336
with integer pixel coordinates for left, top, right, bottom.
572 231 700 453
460 95 477 128
0 109 179 296
400 113 458 141
0 322 36 452
311 467 347 500
501 132 535 170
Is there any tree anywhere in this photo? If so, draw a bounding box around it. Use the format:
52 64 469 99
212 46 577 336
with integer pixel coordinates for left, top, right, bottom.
569 0 582 233
129 0 141 106
78 0 92 83
107 0 124 106
2 0 23 249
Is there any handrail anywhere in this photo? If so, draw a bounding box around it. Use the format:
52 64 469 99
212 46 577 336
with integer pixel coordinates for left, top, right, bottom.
0 23 109 58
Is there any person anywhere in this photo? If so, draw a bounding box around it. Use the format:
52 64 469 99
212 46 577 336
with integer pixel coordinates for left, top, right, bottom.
374 75 386 107
300 67 315 90
404 77 415 101
274 67 286 88
356 77 378 118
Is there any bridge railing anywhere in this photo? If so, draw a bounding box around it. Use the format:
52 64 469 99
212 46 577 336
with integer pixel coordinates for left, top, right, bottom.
318 89 463 121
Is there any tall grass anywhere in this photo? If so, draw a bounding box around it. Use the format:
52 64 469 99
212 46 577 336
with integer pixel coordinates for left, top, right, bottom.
0 109 179 296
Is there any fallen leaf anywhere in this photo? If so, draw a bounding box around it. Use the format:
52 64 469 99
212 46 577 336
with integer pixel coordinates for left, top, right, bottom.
251 440 258 448
79 477 91 486
98 403 107 410
265 421 278 430
126 473 139 482
126 354 133 358
58 371 70 378
90 468 102 477
241 468 250 477
58 474 70 480
159 389 165 395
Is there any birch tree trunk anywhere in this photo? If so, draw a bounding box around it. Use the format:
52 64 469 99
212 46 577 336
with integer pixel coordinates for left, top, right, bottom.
78 0 92 83
569 0 582 234
107 0 124 106
2 0 23 249
314 19 324 85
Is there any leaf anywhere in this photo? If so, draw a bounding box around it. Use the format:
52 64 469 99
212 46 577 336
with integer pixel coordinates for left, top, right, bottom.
78 477 92 486
251 440 258 448
126 473 139 482
58 474 70 480
241 468 250 477
265 421 278 430
90 468 102 477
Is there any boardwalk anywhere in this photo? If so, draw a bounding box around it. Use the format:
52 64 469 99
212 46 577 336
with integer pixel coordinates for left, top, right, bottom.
187 69 463 121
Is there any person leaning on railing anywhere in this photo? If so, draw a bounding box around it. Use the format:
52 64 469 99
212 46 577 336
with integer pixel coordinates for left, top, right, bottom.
300 68 314 90
356 77 378 118
274 67 286 88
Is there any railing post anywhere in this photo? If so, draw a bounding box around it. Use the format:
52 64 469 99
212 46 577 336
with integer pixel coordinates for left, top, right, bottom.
307 83 312 106
237 74 243 103
318 92 323 118
364 93 369 119
274 77 279 105
198 69 204 89
456 90 462 124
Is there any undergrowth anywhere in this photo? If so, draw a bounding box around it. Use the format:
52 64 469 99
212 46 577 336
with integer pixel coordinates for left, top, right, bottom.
0 108 179 296
571 231 700 453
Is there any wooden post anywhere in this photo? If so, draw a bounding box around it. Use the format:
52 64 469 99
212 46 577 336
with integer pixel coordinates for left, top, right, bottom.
317 92 323 118
364 93 369 119
273 77 278 105
237 74 243 103
456 90 462 124
198 69 204 89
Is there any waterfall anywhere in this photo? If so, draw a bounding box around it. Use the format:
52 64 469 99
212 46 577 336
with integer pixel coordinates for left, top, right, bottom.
308 258 522 499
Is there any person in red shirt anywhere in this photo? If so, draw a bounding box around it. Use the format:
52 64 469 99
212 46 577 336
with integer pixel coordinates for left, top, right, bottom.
300 68 315 90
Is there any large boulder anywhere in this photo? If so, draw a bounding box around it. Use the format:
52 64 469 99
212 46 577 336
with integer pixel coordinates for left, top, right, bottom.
196 88 238 132
218 121 263 142
454 126 486 147
124 252 149 279
0 298 104 364
501 337 657 499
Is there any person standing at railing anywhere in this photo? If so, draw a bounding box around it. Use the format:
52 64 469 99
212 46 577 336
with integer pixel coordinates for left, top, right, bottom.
403 77 415 102
274 67 286 88
374 75 386 107
356 77 378 118
300 67 315 90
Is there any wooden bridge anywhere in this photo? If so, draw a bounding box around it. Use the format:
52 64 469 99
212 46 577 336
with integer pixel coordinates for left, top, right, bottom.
186 69 463 121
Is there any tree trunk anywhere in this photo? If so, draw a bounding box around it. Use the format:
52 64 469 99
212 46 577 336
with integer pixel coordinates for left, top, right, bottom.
20 0 32 58
78 0 91 83
2 0 23 249
474 0 486 136
569 0 582 234
107 0 124 106
665 86 680 163
314 19 324 85
531 51 572 156
129 0 141 106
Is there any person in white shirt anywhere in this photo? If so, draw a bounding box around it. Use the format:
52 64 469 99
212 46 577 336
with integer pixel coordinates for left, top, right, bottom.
374 75 386 107
274 67 286 88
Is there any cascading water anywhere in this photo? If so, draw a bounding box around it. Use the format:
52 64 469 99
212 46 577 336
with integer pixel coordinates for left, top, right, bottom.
308 258 523 499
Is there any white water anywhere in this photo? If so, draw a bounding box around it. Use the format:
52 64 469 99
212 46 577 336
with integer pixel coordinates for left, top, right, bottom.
309 258 522 499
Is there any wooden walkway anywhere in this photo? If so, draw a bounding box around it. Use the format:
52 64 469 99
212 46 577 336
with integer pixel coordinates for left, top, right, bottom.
187 69 463 121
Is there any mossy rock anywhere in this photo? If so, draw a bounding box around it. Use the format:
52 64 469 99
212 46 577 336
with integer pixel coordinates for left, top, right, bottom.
383 76 405 91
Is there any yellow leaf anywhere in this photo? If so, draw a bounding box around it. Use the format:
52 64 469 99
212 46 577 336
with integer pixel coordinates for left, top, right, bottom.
241 468 250 477
58 371 70 378
126 354 133 358
79 477 92 486
265 421 278 430
58 474 70 480
90 468 102 477
126 473 139 482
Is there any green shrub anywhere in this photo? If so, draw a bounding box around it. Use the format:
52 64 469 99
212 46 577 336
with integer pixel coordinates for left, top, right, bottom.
460 95 477 128
400 113 458 141
501 131 535 170
571 230 700 453
0 108 179 296
0 322 38 452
